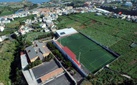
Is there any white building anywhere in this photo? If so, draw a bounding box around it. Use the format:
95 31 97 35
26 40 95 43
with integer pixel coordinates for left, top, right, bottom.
0 35 8 42
56 27 78 37
0 26 4 32
45 20 54 28
96 8 110 13
44 28 50 32
18 25 32 35
125 1 133 7
40 23 47 28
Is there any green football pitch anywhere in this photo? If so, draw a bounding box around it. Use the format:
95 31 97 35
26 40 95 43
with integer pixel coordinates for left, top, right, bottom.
58 33 116 73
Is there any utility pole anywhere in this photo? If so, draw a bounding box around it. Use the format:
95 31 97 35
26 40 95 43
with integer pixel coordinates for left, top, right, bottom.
78 52 81 63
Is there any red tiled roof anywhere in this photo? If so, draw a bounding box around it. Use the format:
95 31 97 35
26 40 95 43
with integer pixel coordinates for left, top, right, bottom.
62 46 81 67
40 68 64 82
38 8 50 12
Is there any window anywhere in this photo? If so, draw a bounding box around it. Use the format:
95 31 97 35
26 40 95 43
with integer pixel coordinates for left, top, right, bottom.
60 32 65 35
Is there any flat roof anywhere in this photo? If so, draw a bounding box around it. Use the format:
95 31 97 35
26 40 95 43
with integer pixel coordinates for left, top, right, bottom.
45 73 74 85
20 53 28 69
25 46 37 60
22 70 38 85
33 41 50 60
40 68 64 82
56 27 77 37
34 41 50 54
96 8 110 13
32 59 60 79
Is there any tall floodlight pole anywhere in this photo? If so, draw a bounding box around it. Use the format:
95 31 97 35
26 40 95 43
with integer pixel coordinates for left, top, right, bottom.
60 38 61 45
78 52 81 63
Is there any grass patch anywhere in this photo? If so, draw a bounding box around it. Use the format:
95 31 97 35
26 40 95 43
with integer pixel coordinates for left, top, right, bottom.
25 32 51 41
5 15 35 29
0 41 16 85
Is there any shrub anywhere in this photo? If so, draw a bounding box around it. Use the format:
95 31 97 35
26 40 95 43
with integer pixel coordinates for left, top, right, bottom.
43 53 54 62
27 60 42 69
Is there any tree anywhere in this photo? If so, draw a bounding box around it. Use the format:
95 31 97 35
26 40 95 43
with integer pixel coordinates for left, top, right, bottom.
20 21 25 25
0 11 2 14
15 68 27 85
44 53 54 62
86 73 94 80
52 50 60 55
58 53 64 60
27 60 42 69
65 60 72 67
11 34 17 39
47 42 56 50
16 35 32 50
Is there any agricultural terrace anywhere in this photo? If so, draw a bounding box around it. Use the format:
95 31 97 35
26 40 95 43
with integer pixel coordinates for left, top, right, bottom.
58 33 116 73
55 13 137 83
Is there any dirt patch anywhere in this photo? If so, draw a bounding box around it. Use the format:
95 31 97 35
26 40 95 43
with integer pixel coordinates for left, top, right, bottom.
130 60 137 65
91 20 97 24
0 83 4 85
80 25 86 29
134 32 137 35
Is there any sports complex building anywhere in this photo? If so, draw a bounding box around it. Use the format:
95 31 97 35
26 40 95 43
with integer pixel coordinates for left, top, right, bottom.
53 28 118 76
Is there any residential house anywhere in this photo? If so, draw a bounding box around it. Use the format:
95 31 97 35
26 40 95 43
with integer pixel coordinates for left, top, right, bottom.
7 17 14 21
56 8 62 15
25 46 39 62
45 16 52 21
125 1 133 7
25 19 32 25
0 35 8 42
25 41 50 62
45 20 54 29
14 31 20 36
50 14 58 20
18 25 33 35
0 17 11 24
32 10 39 15
44 28 50 32
65 6 73 10
42 17 47 22
38 8 51 14
50 25 57 32
40 23 47 29
39 23 50 32
96 12 102 16
12 14 19 18
0 26 4 32
33 41 50 59
32 17 38 23
38 18 43 22
2 20 11 23
84 1 91 7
